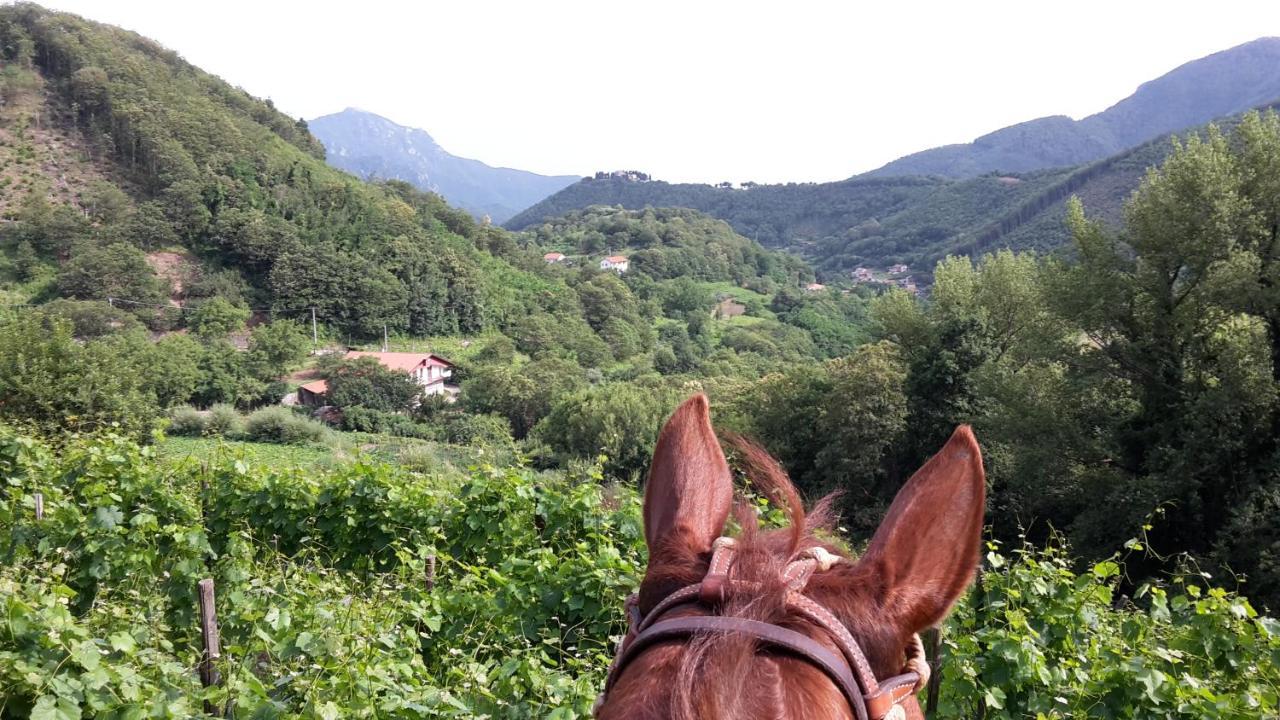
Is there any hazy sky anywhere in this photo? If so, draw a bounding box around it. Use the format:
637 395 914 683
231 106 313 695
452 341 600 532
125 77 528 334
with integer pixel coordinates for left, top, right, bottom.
31 1 1280 183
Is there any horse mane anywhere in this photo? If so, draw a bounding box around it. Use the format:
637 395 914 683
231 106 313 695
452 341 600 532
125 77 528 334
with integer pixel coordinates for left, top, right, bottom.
667 434 851 719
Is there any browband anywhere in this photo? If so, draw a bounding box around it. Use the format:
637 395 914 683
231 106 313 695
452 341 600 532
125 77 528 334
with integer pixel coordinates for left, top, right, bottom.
596 537 928 720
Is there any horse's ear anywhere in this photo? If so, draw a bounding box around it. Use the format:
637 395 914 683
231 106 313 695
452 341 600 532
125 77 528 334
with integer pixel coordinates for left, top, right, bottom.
643 394 733 557
861 425 986 633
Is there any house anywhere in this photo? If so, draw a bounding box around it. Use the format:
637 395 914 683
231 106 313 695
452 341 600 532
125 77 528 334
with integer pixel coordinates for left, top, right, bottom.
852 267 874 282
543 252 566 263
297 351 456 406
888 263 910 275
346 351 454 395
297 378 329 406
805 282 826 293
600 255 629 272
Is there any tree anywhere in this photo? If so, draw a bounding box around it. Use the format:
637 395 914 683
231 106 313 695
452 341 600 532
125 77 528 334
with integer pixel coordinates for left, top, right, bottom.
145 334 204 407
0 314 159 437
325 357 421 412
533 384 674 478
188 297 250 339
246 320 309 379
12 239 39 281
461 358 585 438
1051 122 1280 566
56 242 165 304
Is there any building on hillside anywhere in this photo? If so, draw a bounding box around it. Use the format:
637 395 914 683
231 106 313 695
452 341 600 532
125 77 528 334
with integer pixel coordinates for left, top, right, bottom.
896 276 920 295
543 252 566 263
297 379 329 406
296 351 456 406
600 255 629 272
851 267 874 282
805 282 826 293
888 263 910 275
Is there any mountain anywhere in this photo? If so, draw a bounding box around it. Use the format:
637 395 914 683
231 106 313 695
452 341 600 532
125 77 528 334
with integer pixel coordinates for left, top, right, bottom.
509 101 1280 275
309 109 580 224
506 170 1070 273
0 2 822 368
0 3 548 339
867 37 1280 178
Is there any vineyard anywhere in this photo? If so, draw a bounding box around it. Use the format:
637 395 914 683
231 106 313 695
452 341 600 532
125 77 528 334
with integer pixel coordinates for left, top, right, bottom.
1 428 1277 719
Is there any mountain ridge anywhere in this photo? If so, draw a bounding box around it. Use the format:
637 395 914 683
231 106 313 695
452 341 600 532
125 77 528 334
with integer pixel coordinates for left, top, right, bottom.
865 37 1280 178
508 102 1280 275
309 108 580 224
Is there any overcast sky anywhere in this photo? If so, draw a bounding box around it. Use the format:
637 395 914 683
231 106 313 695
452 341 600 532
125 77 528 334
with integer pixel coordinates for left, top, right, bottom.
30 1 1280 183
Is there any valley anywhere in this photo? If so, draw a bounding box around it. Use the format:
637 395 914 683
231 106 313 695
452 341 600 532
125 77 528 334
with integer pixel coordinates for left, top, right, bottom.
2 3 1280 718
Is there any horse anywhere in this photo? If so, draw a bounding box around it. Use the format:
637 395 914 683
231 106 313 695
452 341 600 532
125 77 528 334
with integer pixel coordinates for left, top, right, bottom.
594 394 985 720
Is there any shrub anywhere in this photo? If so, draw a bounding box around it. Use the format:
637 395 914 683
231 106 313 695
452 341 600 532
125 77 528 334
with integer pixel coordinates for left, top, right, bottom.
443 413 514 448
341 406 433 439
166 405 206 436
325 357 421 412
396 443 443 473
244 406 330 445
205 403 243 437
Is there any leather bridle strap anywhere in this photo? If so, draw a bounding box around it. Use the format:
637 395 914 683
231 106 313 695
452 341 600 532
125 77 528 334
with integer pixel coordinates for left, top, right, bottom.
607 615 870 720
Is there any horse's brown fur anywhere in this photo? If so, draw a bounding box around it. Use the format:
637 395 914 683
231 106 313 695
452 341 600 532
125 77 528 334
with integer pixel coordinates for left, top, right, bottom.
597 395 986 720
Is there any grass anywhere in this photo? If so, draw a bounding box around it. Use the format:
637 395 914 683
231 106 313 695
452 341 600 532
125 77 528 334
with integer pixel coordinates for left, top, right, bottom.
156 435 340 471
348 332 506 364
723 314 767 327
155 430 512 475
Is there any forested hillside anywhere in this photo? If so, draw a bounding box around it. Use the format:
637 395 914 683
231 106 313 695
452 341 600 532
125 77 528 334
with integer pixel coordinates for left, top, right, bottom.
4 5 1280 717
507 169 1071 273
0 3 506 339
510 103 1280 275
0 3 866 458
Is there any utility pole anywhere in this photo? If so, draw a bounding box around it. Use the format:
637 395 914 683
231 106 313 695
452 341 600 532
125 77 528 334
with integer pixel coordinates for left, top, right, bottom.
382 324 389 353
310 307 317 349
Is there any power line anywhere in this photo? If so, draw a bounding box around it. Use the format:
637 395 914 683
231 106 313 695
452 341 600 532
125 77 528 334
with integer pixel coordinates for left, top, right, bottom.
0 296 321 316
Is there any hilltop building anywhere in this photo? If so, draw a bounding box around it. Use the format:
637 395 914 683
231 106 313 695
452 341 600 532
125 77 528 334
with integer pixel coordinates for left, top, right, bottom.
543 252 566 263
600 255 630 272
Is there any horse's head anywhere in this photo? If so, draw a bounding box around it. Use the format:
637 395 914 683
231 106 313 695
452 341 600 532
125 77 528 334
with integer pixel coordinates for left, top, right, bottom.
596 394 985 720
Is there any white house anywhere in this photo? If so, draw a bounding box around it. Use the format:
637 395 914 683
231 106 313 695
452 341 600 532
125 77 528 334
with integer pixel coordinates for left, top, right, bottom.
852 267 874 282
600 255 629 272
889 263 910 275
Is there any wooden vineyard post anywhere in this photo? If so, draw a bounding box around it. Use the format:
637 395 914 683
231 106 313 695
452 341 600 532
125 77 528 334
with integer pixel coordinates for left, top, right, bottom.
33 492 43 521
197 579 222 715
425 554 437 591
924 626 943 714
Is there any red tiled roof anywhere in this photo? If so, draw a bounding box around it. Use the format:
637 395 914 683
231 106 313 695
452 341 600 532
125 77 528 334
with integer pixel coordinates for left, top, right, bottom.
344 351 454 372
603 255 628 263
299 379 328 394
543 252 565 260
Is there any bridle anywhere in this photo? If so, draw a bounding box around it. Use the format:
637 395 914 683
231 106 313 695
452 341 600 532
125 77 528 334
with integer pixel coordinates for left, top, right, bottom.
596 537 931 720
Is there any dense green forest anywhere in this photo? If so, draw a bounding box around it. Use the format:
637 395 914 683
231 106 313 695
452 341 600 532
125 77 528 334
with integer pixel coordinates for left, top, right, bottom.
4 3 1280 718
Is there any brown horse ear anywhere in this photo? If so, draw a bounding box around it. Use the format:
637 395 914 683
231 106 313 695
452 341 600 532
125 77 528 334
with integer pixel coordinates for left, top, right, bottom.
643 394 733 557
861 425 986 633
